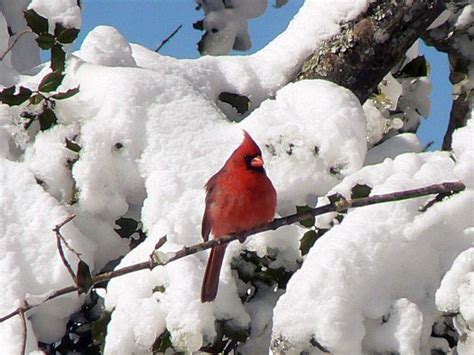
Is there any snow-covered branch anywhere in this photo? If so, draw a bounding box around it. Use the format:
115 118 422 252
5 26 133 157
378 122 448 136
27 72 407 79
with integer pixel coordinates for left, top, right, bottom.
0 181 464 325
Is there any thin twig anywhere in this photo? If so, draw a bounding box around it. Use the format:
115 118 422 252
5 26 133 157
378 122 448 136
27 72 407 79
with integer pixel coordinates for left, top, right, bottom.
0 30 31 61
54 215 82 259
53 215 79 283
0 181 465 323
19 300 27 355
155 24 183 52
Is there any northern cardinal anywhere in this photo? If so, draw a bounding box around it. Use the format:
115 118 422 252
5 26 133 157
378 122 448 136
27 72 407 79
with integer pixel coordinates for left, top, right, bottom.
201 131 277 302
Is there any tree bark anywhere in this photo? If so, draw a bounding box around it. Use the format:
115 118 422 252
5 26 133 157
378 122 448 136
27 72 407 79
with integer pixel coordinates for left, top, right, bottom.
295 0 445 104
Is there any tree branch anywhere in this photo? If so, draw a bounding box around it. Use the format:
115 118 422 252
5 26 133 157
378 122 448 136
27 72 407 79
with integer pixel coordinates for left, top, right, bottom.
0 30 32 61
53 215 80 283
0 181 465 324
295 0 445 103
155 24 183 52
19 300 27 355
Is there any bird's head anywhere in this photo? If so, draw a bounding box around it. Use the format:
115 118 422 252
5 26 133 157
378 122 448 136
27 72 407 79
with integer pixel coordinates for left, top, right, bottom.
229 131 266 173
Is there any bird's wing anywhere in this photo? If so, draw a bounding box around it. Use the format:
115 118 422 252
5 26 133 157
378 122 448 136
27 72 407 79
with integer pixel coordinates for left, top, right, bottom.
202 172 219 241
202 203 212 241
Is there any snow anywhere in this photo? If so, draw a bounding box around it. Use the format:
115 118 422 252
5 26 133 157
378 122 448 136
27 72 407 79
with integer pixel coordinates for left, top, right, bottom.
365 133 423 166
0 159 94 351
0 0 473 354
0 0 40 72
77 26 136 67
272 128 474 353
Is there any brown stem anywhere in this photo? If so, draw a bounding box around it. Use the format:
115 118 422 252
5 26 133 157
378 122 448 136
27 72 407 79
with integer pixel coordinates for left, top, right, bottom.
155 24 183 52
52 215 80 283
0 30 32 61
19 300 27 355
0 181 465 323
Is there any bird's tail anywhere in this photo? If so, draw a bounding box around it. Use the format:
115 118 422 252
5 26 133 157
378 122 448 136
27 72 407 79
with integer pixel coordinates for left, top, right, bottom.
201 244 227 302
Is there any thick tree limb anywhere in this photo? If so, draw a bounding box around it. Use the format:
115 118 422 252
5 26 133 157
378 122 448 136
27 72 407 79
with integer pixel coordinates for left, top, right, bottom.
0 181 465 324
295 0 445 103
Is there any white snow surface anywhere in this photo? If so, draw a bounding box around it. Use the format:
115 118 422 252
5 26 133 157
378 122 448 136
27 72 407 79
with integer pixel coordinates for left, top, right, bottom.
272 129 474 353
0 0 40 72
0 0 473 354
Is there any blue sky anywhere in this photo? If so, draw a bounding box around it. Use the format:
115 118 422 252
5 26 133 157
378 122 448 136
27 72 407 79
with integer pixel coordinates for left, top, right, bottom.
75 0 451 149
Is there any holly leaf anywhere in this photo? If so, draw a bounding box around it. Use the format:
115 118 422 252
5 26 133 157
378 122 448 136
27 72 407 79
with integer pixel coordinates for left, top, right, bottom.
296 205 315 228
0 86 32 106
152 330 173 353
35 33 55 49
115 217 138 238
300 230 318 255
38 108 57 130
65 137 81 152
52 87 80 100
38 71 64 92
351 184 372 199
51 44 66 72
76 260 93 293
218 92 251 116
56 25 80 44
29 93 43 105
23 9 48 34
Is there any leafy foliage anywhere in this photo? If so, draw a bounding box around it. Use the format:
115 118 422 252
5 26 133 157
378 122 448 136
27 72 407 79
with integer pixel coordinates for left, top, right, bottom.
41 291 106 354
0 9 79 131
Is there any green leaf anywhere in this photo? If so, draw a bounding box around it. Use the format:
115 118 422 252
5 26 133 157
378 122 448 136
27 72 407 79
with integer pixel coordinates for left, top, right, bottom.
52 87 80 100
29 93 44 105
327 193 344 205
57 26 80 44
91 311 111 354
38 108 57 130
51 44 66 72
152 330 173 353
38 71 64 92
35 33 56 49
350 184 372 199
76 260 93 293
23 9 48 34
0 86 32 106
300 230 318 255
114 217 138 238
218 92 251 116
222 322 250 343
65 137 81 152
296 205 315 228
152 285 165 293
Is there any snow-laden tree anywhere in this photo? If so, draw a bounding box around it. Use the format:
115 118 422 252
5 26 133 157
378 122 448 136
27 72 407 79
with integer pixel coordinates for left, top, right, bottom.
0 0 472 354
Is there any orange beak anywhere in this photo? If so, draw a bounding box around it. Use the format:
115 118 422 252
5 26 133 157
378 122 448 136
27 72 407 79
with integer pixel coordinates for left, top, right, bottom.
250 155 264 168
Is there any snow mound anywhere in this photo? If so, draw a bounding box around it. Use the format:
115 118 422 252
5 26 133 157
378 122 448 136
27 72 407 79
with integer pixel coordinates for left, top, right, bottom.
78 26 137 67
272 145 473 353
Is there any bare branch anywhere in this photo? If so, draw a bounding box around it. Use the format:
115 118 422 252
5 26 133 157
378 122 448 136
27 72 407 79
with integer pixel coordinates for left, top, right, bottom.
19 300 27 355
0 30 32 61
0 181 465 323
52 215 80 283
155 24 183 52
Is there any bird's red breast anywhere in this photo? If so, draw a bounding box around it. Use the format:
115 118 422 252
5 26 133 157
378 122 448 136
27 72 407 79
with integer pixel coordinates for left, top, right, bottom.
201 131 277 302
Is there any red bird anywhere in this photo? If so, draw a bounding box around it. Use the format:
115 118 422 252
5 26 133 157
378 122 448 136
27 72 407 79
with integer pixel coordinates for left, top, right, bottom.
201 131 277 302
